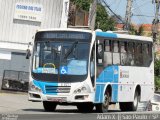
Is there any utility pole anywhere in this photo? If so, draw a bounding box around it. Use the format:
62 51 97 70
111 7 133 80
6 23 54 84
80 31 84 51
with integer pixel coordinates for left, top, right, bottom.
152 0 160 43
88 0 97 30
124 0 133 31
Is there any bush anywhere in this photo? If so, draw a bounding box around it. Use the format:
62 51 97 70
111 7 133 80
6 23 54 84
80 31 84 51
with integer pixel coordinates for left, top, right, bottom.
155 76 160 91
155 59 160 76
154 59 160 91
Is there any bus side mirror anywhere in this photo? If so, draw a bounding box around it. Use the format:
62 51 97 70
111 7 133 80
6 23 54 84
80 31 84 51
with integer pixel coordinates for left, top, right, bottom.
26 49 31 59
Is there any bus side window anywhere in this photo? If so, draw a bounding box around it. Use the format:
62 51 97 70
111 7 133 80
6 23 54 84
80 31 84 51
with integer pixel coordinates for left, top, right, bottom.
113 41 120 65
128 42 135 66
143 43 152 67
120 41 128 65
149 43 153 62
97 43 103 65
104 40 112 66
135 43 143 66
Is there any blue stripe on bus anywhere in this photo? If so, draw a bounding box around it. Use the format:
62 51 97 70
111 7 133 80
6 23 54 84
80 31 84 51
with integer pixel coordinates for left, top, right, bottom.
95 84 105 102
95 65 119 103
33 80 58 95
96 31 118 38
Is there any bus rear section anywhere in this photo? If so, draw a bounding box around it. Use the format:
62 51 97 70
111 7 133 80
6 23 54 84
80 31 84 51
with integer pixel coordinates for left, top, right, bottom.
94 31 154 112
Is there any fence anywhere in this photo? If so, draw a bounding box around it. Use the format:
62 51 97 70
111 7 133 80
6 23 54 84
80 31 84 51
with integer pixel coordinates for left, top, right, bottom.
1 70 29 92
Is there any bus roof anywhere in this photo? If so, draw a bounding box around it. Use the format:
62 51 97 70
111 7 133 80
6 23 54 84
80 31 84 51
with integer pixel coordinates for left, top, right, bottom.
36 28 152 42
96 31 153 42
37 28 92 33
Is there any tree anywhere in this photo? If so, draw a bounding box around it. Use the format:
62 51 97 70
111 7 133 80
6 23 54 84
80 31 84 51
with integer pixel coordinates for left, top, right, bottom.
129 24 144 36
154 58 160 90
135 25 144 36
70 0 93 11
69 1 115 31
95 4 115 31
110 15 123 24
68 0 93 26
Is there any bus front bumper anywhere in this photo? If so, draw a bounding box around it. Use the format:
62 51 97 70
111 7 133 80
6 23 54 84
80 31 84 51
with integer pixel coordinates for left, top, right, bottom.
28 91 95 103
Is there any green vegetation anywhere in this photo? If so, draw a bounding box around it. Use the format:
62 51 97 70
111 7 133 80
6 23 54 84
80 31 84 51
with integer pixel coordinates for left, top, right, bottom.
155 76 160 91
70 0 93 11
71 0 115 31
154 58 160 90
130 25 144 35
95 4 115 31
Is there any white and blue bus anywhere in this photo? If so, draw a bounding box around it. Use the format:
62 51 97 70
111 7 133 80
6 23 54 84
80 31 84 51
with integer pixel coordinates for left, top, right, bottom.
28 28 154 112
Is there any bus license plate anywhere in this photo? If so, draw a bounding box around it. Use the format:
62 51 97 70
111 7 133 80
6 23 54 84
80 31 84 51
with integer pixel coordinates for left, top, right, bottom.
47 97 67 102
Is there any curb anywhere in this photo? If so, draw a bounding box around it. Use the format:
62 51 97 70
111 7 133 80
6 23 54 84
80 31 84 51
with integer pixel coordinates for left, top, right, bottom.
0 90 27 95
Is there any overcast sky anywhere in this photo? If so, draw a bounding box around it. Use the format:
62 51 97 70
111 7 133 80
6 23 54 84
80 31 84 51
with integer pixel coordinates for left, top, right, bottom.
105 0 156 24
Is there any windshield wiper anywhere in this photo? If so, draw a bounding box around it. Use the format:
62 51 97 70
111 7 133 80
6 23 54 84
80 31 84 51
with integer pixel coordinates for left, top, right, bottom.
64 41 78 59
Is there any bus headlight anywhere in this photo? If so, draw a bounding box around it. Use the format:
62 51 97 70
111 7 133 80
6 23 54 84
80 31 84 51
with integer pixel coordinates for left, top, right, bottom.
31 84 35 90
74 85 91 94
29 82 42 93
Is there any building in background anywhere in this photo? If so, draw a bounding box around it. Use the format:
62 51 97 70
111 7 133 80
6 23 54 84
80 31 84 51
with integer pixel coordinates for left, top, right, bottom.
0 0 69 90
68 0 97 30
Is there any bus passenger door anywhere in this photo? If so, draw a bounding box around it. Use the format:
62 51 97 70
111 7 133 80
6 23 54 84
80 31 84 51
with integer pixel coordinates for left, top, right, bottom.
96 41 104 77
95 40 105 103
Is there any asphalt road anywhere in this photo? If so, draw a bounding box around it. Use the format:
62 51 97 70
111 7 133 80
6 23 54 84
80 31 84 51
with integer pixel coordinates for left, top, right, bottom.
153 93 160 102
0 92 160 120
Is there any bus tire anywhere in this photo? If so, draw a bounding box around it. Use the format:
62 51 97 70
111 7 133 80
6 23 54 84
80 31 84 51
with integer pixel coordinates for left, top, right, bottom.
43 101 57 112
131 90 140 111
96 92 110 113
77 103 94 113
120 91 139 111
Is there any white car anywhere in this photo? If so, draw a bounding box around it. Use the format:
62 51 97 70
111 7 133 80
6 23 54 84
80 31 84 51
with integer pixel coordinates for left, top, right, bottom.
150 94 160 111
151 101 160 111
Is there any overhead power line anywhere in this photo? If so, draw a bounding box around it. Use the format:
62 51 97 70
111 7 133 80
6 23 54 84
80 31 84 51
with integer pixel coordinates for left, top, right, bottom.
133 14 155 17
115 0 122 12
100 0 125 24
134 0 149 24
132 0 151 11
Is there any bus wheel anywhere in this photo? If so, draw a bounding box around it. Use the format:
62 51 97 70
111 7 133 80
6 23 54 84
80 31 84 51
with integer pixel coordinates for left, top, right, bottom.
77 103 94 113
43 101 57 112
131 91 139 111
96 92 110 113
120 91 139 111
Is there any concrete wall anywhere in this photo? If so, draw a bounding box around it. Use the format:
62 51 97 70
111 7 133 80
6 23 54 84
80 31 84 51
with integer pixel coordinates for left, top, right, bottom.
0 0 68 90
0 0 63 44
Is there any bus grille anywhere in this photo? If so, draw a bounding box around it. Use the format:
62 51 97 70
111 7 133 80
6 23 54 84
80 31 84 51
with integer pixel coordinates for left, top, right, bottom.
45 86 71 93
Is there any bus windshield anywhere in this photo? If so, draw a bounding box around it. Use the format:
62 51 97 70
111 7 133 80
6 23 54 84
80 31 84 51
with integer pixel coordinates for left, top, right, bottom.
31 31 91 82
